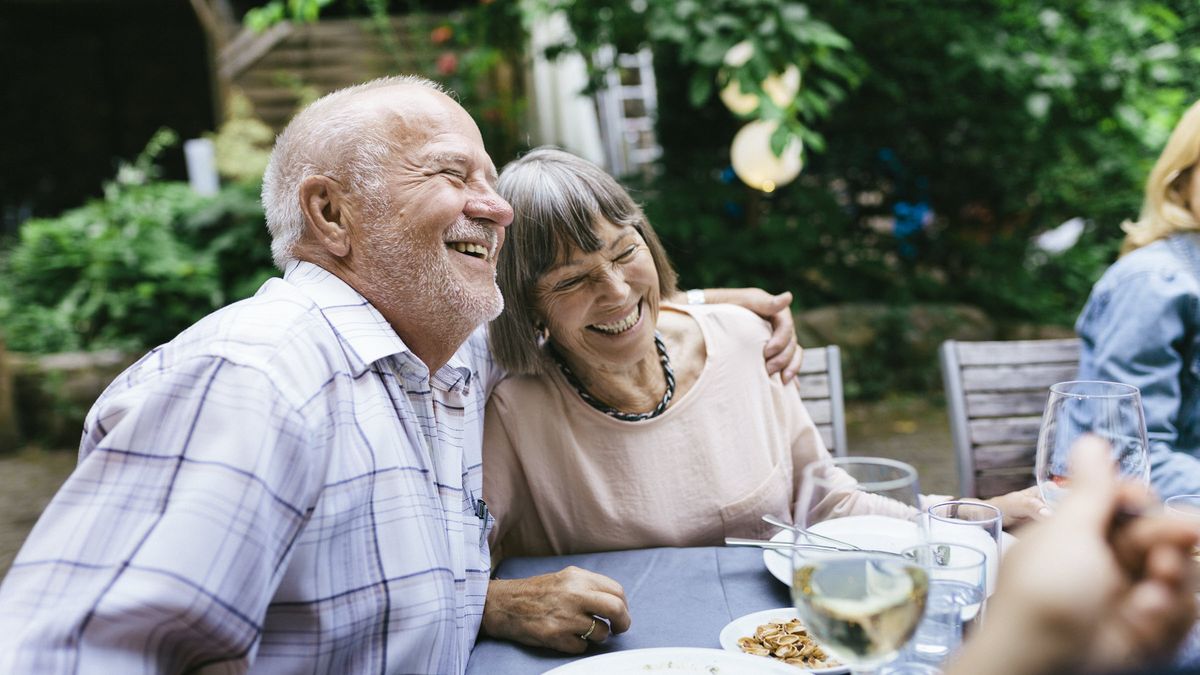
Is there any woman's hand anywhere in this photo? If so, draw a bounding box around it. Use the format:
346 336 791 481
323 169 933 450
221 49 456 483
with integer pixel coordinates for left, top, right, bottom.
482 566 632 653
694 288 802 382
978 485 1051 529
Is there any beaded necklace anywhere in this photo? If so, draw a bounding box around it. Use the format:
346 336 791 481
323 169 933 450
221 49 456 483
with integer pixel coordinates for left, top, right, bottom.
550 332 676 422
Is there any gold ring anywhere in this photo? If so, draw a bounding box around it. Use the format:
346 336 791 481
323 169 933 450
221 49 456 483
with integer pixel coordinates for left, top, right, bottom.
579 617 598 641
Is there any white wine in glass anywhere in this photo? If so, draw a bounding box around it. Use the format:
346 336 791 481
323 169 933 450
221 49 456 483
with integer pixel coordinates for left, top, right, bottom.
793 457 928 673
793 552 929 669
1035 381 1149 508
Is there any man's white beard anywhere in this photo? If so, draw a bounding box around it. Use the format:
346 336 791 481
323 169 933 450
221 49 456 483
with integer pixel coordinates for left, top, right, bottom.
364 220 505 334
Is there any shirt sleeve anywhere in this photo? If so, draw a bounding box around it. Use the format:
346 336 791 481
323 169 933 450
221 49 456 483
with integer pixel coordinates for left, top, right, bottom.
0 355 325 673
1077 265 1200 498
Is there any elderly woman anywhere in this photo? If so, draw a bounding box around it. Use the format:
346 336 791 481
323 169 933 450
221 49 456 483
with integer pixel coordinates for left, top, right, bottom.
479 147 1044 652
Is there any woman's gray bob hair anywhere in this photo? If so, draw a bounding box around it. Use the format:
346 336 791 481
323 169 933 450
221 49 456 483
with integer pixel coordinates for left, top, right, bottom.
489 147 678 375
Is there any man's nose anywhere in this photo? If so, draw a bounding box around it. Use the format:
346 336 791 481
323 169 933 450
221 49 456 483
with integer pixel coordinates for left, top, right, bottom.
466 183 514 229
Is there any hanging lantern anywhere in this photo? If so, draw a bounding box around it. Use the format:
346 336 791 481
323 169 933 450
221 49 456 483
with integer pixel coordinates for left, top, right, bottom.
718 41 802 115
730 120 804 192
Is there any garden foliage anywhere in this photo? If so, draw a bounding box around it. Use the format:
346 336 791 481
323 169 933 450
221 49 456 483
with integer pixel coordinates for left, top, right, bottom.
581 0 1200 326
0 131 274 353
4 0 1199 382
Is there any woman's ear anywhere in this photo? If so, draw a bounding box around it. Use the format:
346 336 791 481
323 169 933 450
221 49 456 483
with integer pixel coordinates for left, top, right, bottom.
299 175 350 258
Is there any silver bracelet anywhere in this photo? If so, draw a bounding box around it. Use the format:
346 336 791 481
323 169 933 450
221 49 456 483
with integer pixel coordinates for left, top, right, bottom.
685 289 706 305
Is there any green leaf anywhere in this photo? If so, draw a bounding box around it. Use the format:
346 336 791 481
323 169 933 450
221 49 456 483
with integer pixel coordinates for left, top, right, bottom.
769 121 791 157
689 71 715 107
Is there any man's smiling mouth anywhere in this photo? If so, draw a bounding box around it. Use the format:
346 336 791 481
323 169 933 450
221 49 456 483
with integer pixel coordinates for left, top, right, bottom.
448 242 489 259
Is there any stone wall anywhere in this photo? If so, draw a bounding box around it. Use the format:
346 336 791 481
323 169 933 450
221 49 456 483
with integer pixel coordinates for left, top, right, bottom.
1 348 141 451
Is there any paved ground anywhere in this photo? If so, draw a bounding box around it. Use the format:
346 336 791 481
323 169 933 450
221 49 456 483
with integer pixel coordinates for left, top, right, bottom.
0 396 955 580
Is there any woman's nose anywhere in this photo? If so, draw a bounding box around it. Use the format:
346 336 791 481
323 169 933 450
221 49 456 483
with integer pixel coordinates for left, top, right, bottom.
595 267 630 303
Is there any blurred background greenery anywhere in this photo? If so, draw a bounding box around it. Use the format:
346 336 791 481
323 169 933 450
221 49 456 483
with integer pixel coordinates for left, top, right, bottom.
2 0 1198 414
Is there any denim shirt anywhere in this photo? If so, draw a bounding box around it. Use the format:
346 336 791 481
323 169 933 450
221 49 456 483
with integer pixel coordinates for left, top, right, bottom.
1076 233 1200 498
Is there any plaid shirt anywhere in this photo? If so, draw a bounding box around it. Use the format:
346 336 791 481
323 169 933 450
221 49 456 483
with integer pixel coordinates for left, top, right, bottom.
0 261 499 674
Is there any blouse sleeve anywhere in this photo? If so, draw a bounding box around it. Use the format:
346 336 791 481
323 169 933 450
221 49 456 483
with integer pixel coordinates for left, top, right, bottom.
784 380 924 524
482 393 532 564
1077 263 1200 497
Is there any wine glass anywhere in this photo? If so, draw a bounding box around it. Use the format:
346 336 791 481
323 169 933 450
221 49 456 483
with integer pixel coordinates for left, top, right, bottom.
1035 381 1149 509
792 457 928 674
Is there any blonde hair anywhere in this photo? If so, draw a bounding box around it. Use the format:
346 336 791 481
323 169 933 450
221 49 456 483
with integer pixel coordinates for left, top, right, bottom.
261 75 446 269
1121 98 1200 254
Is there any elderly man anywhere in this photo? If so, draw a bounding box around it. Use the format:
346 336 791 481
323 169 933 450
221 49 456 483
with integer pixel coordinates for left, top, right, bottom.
0 76 798 672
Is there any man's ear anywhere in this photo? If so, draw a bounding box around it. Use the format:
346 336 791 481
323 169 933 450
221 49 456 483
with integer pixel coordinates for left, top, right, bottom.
299 175 350 258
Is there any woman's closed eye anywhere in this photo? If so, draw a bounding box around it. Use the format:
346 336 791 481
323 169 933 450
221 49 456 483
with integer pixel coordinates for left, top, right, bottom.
615 245 639 262
553 276 586 292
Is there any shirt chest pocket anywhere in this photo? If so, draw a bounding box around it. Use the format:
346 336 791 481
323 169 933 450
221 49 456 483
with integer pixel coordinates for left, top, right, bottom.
718 463 792 541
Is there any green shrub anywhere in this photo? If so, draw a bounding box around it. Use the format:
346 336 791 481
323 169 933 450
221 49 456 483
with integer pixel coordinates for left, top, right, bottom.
0 179 273 354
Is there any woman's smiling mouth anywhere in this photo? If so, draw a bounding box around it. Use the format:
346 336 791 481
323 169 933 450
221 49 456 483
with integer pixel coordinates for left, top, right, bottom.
589 302 641 335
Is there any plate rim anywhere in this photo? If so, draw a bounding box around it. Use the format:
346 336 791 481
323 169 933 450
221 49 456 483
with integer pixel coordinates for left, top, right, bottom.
760 517 1017 588
541 646 802 674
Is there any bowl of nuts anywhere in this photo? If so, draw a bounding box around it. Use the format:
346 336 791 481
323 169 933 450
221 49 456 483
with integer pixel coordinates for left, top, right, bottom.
718 608 847 673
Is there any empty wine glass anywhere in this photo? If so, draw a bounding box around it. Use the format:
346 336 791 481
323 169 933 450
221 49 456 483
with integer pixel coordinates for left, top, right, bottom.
1035 381 1149 509
792 457 928 674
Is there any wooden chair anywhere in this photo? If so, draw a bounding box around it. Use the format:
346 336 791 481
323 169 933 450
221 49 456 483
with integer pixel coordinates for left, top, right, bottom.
796 346 849 458
939 338 1081 498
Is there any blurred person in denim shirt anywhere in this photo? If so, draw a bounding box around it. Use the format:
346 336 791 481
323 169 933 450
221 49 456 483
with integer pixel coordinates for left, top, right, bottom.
1076 99 1200 498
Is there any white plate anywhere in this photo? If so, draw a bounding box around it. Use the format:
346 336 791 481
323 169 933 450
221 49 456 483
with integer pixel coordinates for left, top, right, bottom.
718 607 848 674
542 647 802 674
761 515 1017 588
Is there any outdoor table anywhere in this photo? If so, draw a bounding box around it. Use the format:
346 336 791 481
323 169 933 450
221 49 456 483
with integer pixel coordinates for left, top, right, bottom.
465 546 790 674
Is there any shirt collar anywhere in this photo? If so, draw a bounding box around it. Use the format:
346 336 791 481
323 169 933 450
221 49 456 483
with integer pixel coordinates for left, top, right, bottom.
282 261 475 386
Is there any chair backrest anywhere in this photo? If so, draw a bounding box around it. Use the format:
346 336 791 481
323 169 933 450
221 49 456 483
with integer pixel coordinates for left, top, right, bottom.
796 345 849 458
939 338 1081 498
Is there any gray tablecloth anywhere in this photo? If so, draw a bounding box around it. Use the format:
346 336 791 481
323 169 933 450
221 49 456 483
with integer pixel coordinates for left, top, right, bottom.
466 546 791 674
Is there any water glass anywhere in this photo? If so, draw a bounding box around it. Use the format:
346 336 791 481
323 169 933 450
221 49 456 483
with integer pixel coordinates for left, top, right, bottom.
925 501 1002 596
899 542 987 667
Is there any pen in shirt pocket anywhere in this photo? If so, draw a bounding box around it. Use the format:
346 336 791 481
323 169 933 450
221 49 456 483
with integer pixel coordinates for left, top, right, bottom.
475 498 490 548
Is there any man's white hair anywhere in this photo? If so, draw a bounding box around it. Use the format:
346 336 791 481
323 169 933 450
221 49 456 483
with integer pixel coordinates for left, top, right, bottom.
261 75 447 270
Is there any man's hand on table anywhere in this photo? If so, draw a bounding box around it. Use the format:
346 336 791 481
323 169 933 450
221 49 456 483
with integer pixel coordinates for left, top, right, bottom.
681 288 802 383
483 566 632 654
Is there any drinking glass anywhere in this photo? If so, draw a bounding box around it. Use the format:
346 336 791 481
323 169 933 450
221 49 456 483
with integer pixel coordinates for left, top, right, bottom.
1035 381 1150 509
897 542 987 667
925 501 1002 597
1164 495 1200 564
792 457 928 674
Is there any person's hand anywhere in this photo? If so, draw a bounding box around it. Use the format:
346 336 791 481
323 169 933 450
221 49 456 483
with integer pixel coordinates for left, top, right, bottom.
978 485 1051 529
948 436 1199 675
698 288 802 382
482 566 632 654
